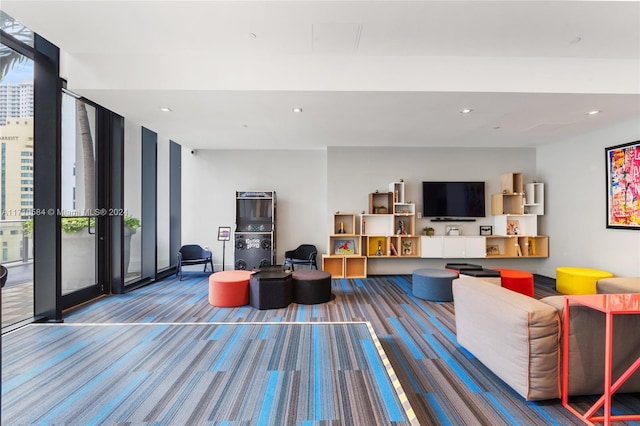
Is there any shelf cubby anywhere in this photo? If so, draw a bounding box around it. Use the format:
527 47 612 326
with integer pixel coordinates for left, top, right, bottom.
369 192 394 214
333 213 357 235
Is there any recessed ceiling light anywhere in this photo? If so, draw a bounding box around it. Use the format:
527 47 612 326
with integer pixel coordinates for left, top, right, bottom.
460 108 473 114
160 107 172 112
588 110 601 115
292 107 303 113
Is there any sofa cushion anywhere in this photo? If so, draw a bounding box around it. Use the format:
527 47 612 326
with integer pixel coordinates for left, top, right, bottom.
596 277 640 294
453 276 561 400
541 295 640 395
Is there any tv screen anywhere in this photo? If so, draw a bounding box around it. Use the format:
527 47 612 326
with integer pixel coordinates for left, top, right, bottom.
422 181 486 218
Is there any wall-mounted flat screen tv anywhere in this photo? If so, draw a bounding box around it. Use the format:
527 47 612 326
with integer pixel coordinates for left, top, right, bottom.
422 181 486 218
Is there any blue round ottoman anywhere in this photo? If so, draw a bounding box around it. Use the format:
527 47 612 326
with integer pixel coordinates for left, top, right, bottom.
412 268 458 301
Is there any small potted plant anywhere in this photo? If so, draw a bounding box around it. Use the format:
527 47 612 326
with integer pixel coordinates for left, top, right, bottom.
423 226 435 236
373 205 388 214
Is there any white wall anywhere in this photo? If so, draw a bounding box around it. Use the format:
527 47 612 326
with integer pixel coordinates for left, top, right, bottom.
536 118 640 278
181 149 327 270
182 139 640 278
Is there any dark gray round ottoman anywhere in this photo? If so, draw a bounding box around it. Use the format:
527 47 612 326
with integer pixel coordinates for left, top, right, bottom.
412 268 458 301
292 270 332 304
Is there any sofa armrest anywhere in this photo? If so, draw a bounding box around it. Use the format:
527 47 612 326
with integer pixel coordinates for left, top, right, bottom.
453 276 561 400
596 277 640 294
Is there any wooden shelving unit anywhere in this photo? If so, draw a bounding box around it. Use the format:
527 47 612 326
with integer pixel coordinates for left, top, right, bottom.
487 172 548 258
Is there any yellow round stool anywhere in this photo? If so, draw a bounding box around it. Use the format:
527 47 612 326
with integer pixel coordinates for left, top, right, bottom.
556 267 613 295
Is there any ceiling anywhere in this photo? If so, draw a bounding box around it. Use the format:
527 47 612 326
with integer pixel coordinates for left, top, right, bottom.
3 0 640 150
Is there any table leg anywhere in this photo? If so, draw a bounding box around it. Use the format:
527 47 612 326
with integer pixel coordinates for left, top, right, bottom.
604 312 613 425
562 298 570 406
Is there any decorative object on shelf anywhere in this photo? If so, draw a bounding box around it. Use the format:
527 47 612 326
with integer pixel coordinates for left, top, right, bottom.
402 240 412 255
479 225 492 236
376 241 383 256
373 205 387 214
337 222 345 234
397 219 407 235
507 219 520 235
334 239 356 255
486 245 499 255
423 226 435 236
605 140 640 229
446 225 461 236
390 242 398 256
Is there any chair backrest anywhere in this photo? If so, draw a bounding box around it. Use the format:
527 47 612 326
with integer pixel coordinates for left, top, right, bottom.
293 244 317 259
179 244 207 260
0 265 7 288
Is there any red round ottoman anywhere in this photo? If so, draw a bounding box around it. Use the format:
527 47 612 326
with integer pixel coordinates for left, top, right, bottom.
208 270 252 307
494 268 534 297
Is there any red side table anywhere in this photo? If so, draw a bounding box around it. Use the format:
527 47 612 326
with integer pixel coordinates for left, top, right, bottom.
562 294 640 425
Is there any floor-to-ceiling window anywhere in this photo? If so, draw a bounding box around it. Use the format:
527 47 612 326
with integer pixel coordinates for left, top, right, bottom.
1 11 35 328
1 10 181 321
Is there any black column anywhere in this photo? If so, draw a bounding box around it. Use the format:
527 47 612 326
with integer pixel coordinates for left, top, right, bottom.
141 127 157 280
169 141 181 268
109 113 125 293
33 35 62 321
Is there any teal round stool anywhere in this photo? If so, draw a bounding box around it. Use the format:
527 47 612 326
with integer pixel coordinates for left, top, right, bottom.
412 268 458 301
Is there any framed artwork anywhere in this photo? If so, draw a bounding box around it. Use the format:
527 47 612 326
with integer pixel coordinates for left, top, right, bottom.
606 140 640 229
479 225 492 236
334 238 356 255
217 226 231 241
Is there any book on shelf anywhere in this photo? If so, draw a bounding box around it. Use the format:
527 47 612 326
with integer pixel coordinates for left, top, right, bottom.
516 243 523 257
390 242 398 256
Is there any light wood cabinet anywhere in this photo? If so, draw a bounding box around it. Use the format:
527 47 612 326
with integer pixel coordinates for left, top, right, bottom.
500 172 524 194
488 173 548 258
369 192 393 214
491 193 524 215
485 235 548 258
333 213 356 235
324 213 366 278
322 254 367 278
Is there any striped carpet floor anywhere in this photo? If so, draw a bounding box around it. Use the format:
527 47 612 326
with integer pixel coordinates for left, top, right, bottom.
2 322 414 424
2 272 640 425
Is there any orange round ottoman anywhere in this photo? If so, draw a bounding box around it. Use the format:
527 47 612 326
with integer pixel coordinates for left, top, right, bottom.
208 270 252 307
494 268 534 298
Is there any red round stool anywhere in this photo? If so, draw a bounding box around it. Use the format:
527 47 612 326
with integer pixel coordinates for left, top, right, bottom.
494 268 534 298
208 270 252 307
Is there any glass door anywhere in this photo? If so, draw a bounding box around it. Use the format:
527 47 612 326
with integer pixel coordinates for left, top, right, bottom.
60 93 102 299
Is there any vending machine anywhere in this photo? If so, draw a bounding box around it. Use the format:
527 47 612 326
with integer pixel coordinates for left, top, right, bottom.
234 191 276 270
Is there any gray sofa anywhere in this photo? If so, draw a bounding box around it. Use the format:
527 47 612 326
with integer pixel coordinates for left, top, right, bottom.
452 275 640 400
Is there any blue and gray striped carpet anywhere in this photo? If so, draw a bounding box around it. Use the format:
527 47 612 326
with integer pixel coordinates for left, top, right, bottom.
2 322 414 424
2 273 640 425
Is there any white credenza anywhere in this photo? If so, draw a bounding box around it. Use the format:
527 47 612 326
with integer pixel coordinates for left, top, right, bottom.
420 236 486 258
